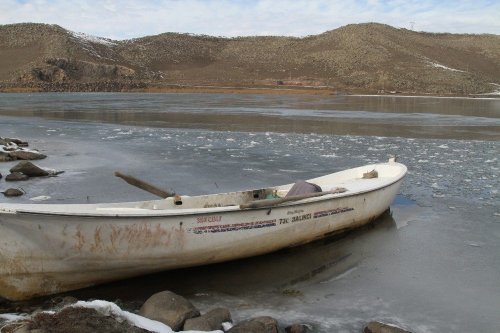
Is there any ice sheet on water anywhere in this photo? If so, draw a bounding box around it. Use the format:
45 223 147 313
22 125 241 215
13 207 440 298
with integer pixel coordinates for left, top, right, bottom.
4 118 497 209
142 128 497 207
30 195 51 201
321 266 359 283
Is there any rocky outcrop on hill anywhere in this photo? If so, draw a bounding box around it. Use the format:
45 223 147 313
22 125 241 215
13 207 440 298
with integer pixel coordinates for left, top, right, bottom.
21 58 136 83
1 22 499 95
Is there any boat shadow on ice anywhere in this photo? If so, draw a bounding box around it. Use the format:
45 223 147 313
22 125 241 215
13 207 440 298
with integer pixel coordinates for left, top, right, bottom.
63 207 402 303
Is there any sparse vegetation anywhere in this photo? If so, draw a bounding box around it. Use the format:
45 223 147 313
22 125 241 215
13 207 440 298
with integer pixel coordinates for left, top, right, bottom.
0 22 499 95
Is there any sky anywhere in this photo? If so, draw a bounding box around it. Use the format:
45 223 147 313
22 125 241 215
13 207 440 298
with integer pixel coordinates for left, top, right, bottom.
1 0 499 40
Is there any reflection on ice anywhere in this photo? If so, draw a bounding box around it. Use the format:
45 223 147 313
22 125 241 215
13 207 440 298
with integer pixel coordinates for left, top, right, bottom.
1 93 499 140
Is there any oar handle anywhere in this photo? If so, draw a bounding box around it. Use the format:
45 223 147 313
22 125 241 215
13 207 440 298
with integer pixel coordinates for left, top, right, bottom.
240 187 346 209
115 171 175 198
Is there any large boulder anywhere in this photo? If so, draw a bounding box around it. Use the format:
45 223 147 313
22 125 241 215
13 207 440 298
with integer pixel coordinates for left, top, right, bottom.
10 161 50 177
183 307 232 331
227 316 279 333
364 321 412 333
139 291 200 331
8 149 46 160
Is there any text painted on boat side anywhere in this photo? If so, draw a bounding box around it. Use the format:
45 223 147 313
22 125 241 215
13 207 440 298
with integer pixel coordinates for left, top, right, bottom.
189 207 354 234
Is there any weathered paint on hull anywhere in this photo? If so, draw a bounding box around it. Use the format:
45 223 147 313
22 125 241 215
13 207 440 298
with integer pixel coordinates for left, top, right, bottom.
0 163 405 300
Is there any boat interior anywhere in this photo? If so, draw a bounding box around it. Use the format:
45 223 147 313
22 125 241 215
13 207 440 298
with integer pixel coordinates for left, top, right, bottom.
0 162 406 215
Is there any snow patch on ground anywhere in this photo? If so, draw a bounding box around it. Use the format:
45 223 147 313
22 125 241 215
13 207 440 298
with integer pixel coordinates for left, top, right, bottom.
70 31 118 46
426 61 465 73
476 83 500 96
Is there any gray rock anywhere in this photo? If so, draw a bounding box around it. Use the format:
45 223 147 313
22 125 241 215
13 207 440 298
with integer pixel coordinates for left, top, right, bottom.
285 323 310 333
0 137 28 147
183 307 232 331
5 138 29 147
227 320 267 333
5 172 29 181
8 150 46 160
2 188 24 197
228 316 279 333
364 321 412 333
2 145 17 151
253 316 280 333
0 151 15 162
139 291 200 331
51 296 79 309
10 161 50 177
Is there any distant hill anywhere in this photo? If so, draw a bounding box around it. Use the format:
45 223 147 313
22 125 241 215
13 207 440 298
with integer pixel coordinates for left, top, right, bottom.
0 22 499 95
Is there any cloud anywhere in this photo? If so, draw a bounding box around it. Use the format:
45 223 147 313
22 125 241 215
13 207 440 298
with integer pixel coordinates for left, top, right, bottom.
1 0 499 39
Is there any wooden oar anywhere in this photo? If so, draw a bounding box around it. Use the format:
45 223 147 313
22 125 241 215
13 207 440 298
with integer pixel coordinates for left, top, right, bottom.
240 187 347 209
114 171 175 198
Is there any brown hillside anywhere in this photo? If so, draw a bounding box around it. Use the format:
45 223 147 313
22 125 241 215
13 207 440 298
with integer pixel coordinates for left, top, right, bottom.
0 22 499 95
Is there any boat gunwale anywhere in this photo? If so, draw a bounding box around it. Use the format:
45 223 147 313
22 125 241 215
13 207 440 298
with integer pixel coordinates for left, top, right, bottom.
0 161 407 218
7 173 406 219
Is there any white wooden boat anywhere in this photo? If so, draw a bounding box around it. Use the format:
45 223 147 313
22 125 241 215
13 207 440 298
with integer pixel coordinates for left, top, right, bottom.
0 159 406 301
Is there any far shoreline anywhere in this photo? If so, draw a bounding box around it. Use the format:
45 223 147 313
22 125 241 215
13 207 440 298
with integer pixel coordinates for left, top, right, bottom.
0 84 499 99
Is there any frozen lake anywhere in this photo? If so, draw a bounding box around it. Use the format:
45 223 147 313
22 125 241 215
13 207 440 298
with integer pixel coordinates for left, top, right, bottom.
0 93 499 332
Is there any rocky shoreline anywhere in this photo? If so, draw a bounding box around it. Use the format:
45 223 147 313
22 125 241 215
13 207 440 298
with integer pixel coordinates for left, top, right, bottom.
1 82 497 98
0 291 412 333
0 137 63 198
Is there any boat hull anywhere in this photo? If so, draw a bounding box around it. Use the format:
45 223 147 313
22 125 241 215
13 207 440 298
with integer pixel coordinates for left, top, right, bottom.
0 162 405 300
